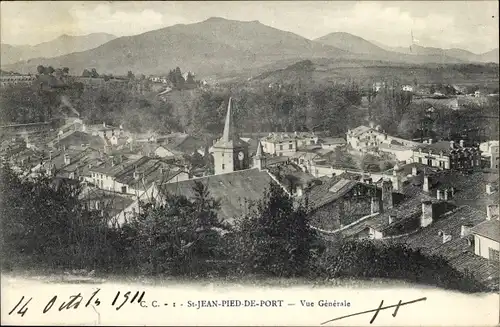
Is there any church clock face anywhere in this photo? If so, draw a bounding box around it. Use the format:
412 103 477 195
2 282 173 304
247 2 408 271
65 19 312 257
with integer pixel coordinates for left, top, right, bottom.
238 151 245 161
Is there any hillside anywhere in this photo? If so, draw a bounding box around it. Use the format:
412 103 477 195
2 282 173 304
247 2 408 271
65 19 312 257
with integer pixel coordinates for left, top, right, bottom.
369 41 499 64
314 32 388 55
245 58 499 89
478 48 500 63
2 17 346 78
315 35 469 65
1 33 117 65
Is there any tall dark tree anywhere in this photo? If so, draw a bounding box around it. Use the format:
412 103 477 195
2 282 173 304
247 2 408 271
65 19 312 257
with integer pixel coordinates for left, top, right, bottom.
235 181 319 277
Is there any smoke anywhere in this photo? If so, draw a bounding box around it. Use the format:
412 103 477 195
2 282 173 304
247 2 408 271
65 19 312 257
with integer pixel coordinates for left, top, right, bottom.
60 95 80 117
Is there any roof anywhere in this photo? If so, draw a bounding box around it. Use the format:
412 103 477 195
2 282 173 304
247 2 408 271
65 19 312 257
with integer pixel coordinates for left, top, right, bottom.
470 219 500 242
343 189 434 237
415 141 479 155
393 205 499 288
307 176 368 210
349 125 372 137
320 137 346 145
159 168 272 224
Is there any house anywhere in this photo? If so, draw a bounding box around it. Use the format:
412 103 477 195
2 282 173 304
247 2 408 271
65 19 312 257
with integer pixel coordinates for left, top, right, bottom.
260 132 318 157
412 140 481 170
87 156 189 194
479 141 499 169
319 137 346 149
401 85 414 92
470 204 499 261
346 125 421 157
372 82 386 92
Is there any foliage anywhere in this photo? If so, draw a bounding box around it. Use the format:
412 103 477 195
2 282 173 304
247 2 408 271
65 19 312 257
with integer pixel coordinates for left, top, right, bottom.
234 181 321 277
124 180 230 276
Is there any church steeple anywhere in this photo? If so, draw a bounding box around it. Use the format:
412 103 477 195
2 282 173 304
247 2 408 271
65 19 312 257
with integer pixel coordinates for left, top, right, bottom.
212 97 249 175
222 97 236 143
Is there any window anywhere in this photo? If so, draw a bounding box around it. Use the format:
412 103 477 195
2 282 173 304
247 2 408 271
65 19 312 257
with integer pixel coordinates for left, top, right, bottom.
288 144 293 149
279 145 283 151
121 186 127 193
222 153 224 157
418 157 422 164
489 248 499 261
222 164 225 170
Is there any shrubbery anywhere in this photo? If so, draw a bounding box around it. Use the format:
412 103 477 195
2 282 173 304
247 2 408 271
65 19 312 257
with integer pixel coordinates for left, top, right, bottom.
0 164 489 292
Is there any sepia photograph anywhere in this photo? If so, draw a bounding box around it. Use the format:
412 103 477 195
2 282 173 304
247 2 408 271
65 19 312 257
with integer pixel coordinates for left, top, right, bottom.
1 1 499 325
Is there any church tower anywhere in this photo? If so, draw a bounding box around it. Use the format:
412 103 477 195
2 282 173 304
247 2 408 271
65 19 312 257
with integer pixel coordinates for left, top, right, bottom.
213 98 249 175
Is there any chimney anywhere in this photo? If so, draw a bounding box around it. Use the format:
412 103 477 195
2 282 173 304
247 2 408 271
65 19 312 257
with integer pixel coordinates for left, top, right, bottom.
436 189 442 200
412 166 418 176
442 233 452 244
450 187 455 197
103 122 106 128
450 140 455 149
428 139 433 144
371 197 382 214
63 154 70 165
486 183 493 195
391 175 401 191
461 225 472 238
486 204 499 220
382 180 394 209
296 185 303 197
421 201 433 227
49 150 53 161
459 139 465 148
423 175 430 193
388 214 396 224
444 189 449 201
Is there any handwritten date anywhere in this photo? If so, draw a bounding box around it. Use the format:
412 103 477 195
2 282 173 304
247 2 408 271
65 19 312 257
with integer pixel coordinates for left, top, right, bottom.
8 289 146 317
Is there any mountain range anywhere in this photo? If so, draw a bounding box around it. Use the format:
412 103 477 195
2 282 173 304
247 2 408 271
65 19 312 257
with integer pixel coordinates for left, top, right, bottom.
1 33 117 65
1 18 498 78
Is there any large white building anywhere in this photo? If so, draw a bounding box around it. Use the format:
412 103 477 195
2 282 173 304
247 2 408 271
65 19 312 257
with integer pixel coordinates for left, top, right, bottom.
346 125 421 161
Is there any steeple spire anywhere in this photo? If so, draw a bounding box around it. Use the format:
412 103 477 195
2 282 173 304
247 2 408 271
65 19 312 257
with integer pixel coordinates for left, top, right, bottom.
222 97 235 142
255 140 263 158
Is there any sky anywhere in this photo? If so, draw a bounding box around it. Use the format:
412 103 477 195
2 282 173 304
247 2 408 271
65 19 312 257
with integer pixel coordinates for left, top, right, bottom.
1 1 498 53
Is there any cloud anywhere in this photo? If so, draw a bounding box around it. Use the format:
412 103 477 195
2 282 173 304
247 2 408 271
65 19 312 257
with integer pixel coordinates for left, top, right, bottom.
69 4 167 36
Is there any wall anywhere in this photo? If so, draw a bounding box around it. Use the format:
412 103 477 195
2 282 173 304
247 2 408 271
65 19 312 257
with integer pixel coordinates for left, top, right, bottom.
474 234 500 259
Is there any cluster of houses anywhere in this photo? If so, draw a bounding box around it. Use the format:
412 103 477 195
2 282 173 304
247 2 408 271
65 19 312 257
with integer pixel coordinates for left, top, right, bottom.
2 96 498 289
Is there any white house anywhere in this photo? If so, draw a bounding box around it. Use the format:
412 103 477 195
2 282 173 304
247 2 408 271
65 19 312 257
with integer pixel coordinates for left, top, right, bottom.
470 204 499 261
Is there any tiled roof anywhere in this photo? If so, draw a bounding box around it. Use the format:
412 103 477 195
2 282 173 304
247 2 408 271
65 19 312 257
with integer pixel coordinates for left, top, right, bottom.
415 140 479 155
159 168 272 224
349 125 372 137
320 137 346 145
307 176 366 210
393 205 499 288
470 219 500 242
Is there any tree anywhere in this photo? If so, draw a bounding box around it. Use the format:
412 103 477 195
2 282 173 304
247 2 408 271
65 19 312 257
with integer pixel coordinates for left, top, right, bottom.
127 181 227 276
127 71 135 80
82 69 91 77
46 66 55 75
186 72 196 85
37 65 45 75
235 181 319 277
62 67 70 75
90 68 99 78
